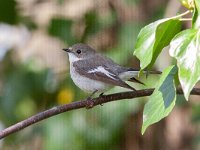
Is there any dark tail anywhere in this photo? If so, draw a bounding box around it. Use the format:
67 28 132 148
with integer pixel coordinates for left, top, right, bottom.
128 77 145 85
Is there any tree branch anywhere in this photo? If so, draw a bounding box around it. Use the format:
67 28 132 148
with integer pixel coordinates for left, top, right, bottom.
1 88 200 139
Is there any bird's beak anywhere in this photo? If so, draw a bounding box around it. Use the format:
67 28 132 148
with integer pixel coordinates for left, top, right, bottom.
62 47 72 53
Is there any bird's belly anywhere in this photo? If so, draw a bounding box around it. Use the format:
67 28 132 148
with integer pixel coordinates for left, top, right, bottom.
70 66 110 93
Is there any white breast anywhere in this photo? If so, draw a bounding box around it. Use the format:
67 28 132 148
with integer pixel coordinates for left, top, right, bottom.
68 53 82 62
70 63 111 93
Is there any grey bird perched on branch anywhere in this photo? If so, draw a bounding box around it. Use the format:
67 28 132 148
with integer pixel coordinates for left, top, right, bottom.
63 43 160 99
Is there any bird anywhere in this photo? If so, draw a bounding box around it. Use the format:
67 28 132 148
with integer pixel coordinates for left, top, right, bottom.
62 43 159 99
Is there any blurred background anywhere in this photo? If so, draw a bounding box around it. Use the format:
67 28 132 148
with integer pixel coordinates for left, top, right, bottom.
0 0 199 149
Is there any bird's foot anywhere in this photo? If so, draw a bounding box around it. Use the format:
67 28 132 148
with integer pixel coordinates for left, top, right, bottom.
99 93 104 97
99 93 105 106
85 97 95 109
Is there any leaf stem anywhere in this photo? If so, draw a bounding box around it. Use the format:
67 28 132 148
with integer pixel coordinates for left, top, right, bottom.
172 10 192 19
179 18 192 21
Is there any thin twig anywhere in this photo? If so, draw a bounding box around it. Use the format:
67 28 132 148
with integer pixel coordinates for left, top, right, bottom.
0 88 200 139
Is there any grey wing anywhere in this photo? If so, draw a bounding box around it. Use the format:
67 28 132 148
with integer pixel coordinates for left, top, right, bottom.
73 60 136 91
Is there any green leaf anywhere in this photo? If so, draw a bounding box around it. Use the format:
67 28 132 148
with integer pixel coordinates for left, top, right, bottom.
134 18 181 70
195 0 200 11
193 0 200 28
142 66 177 134
169 29 200 100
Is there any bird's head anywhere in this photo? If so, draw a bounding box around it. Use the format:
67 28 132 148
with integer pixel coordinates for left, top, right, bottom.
63 43 96 62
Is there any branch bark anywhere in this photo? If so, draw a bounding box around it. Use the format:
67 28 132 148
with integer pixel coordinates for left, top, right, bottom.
0 88 200 139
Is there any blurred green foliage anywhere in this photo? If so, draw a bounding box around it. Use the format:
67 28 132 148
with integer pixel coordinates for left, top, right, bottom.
0 52 58 125
81 11 99 42
43 100 139 150
0 0 199 149
0 0 17 24
48 18 75 45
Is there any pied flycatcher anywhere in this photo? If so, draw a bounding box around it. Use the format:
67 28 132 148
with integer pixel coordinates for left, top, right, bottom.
63 43 158 97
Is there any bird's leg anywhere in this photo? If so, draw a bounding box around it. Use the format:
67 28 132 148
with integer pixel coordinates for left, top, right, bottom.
99 93 104 97
86 90 98 109
99 93 105 106
87 90 98 100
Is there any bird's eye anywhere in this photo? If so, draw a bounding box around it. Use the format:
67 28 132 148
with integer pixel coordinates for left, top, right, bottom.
76 49 81 54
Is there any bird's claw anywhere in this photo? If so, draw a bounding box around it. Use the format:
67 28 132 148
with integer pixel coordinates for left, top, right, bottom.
99 93 105 106
86 97 95 109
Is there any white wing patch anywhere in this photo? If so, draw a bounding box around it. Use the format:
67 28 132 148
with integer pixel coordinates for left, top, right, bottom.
88 66 117 80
